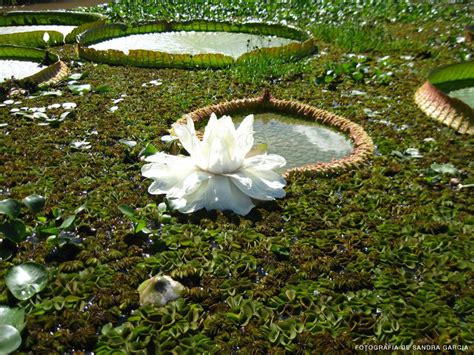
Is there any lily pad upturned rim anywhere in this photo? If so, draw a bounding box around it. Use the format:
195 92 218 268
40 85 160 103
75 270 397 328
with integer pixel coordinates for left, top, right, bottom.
78 20 316 69
176 91 374 178
414 61 474 135
0 11 106 46
0 44 69 87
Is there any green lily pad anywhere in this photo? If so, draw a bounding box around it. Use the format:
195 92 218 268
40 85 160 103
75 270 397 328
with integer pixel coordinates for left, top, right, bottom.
431 162 459 175
0 325 22 354
0 306 25 331
5 263 49 300
0 220 27 243
0 199 21 219
68 83 91 95
22 194 45 214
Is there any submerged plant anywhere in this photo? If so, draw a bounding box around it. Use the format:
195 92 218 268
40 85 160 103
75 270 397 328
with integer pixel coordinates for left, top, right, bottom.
142 113 286 215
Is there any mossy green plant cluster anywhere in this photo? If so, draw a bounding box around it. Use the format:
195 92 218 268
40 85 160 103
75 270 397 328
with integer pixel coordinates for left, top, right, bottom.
0 0 473 353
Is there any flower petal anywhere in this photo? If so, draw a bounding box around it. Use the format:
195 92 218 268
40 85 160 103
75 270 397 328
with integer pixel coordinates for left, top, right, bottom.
173 117 200 156
141 153 196 195
174 175 254 215
235 114 254 158
227 168 286 200
243 153 286 171
178 171 212 196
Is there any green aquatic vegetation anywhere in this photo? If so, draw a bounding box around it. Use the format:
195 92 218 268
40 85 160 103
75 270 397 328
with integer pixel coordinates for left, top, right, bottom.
311 22 422 53
0 1 473 353
230 52 311 85
0 306 25 354
0 45 69 92
315 56 394 87
5 262 48 300
415 61 474 135
0 194 45 246
119 202 172 235
0 11 104 47
67 83 92 95
78 20 315 69
100 0 470 25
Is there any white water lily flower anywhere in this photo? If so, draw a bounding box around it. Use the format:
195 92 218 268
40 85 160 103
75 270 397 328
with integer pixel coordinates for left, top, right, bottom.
142 113 287 215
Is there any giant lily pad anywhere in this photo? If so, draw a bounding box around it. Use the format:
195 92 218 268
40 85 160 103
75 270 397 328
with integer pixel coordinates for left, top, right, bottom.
78 20 316 69
5 262 48 300
0 45 69 86
415 61 474 135
0 11 105 47
234 112 353 173
176 91 374 177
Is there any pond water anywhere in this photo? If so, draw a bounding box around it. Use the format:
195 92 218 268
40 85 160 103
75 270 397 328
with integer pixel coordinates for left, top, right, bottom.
89 31 297 60
0 0 107 10
448 87 474 108
235 113 353 172
0 25 76 37
0 59 46 83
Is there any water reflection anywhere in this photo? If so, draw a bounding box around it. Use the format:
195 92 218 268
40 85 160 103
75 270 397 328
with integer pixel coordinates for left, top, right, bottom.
235 112 353 172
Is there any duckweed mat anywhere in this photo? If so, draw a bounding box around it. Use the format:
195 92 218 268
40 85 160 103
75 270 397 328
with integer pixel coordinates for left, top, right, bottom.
0 1 473 354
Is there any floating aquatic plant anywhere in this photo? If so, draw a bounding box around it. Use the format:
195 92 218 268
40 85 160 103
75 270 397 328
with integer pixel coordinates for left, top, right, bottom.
0 45 69 87
142 113 287 215
0 306 25 354
5 262 48 300
78 20 315 69
415 61 474 135
0 11 105 47
177 92 374 177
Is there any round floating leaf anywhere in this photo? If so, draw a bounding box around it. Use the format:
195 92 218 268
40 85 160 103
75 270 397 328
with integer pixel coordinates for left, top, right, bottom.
0 325 22 354
0 306 25 331
22 194 45 214
0 244 13 261
68 83 91 95
431 162 459 175
0 199 21 219
0 220 27 243
5 263 48 300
